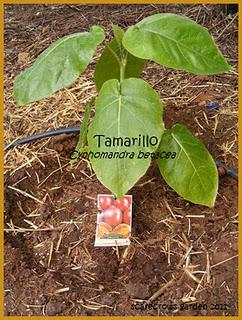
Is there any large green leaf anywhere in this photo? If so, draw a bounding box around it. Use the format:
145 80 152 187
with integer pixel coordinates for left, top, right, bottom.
94 26 146 92
14 26 105 105
123 13 230 75
88 78 164 197
157 124 218 207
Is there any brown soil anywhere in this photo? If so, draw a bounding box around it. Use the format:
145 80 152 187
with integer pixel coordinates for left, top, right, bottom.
4 4 238 316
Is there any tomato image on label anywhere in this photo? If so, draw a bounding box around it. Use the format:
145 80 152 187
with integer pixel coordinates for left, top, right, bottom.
114 197 130 211
103 206 122 227
97 211 105 223
95 194 132 247
123 209 131 225
99 195 113 210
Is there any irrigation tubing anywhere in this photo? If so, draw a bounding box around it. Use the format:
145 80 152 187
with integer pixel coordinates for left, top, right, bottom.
4 127 80 151
4 127 238 180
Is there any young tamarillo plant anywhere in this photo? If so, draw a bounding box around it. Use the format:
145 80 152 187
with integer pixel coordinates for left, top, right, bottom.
13 14 231 207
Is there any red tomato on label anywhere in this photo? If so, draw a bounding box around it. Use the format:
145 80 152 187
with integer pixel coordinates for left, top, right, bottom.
104 206 122 227
99 196 113 210
97 211 105 223
123 209 131 225
114 197 130 211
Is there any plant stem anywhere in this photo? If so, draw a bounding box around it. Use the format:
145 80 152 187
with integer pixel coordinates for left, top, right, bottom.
120 62 125 82
120 53 127 83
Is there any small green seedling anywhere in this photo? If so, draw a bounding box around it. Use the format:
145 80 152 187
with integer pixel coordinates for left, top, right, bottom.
13 14 231 207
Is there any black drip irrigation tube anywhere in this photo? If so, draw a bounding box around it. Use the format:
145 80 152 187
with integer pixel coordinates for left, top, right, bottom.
4 127 80 150
4 127 238 180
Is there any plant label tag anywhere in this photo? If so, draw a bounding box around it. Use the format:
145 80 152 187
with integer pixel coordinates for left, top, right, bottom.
94 194 132 247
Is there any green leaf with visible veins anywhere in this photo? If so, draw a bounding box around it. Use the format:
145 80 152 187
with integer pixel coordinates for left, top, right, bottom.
156 124 218 207
14 26 105 105
88 78 164 197
94 27 146 92
123 13 230 75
